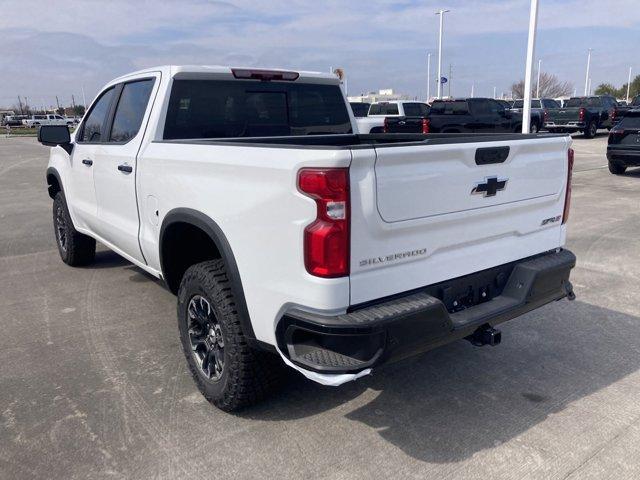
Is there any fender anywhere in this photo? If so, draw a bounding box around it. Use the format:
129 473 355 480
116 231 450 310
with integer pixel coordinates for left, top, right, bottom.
159 208 261 346
45 166 64 199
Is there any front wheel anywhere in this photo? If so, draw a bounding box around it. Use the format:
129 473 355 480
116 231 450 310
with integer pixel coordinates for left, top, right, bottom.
52 192 96 266
177 260 283 411
608 162 627 175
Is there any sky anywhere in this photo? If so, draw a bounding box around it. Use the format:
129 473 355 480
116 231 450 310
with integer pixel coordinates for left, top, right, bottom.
1 0 639 110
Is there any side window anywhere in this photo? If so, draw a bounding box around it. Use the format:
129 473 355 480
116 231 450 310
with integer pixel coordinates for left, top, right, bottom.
471 100 491 115
109 79 155 143
79 88 116 143
419 103 430 116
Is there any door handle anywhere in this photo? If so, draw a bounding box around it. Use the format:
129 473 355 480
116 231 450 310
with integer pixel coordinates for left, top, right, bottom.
117 164 133 173
82 159 93 166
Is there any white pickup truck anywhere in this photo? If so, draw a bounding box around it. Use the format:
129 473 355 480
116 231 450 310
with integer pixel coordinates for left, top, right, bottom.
23 114 74 128
355 100 430 133
40 65 576 411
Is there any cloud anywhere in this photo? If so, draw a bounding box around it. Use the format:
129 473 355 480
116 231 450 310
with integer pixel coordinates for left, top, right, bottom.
1 0 638 108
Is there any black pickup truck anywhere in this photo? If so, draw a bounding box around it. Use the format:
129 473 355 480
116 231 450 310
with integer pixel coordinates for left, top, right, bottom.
545 95 618 138
381 102 431 133
385 98 526 134
607 109 640 174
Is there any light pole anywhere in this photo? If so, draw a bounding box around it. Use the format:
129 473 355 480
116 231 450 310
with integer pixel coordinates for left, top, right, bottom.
522 0 539 133
427 53 431 100
470 83 474 98
536 59 541 98
588 77 592 95
493 86 497 99
584 48 592 95
627 67 632 103
435 9 450 99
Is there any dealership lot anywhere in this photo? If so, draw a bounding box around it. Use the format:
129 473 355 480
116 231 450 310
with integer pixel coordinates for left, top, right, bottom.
1 134 640 479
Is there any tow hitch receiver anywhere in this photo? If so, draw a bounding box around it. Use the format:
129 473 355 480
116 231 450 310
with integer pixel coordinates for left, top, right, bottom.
466 325 502 347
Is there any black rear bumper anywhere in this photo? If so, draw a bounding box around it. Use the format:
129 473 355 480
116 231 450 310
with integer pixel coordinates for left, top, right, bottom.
607 149 640 167
278 249 576 374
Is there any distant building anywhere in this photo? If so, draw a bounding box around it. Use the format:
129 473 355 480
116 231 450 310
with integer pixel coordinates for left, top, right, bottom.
348 89 413 103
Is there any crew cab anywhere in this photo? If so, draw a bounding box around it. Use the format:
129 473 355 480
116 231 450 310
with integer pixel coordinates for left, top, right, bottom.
40 65 576 411
355 100 429 133
545 95 618 138
23 114 74 128
607 109 640 174
424 98 534 133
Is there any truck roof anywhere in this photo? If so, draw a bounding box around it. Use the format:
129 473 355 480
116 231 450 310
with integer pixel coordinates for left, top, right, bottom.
108 65 340 86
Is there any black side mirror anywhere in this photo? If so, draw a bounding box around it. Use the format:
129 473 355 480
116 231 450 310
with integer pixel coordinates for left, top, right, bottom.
38 125 73 154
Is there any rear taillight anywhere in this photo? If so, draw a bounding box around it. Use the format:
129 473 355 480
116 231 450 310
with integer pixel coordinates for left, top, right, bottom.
421 118 430 134
298 168 350 278
383 117 389 133
610 109 617 122
578 108 585 122
543 109 549 123
562 148 574 225
608 128 625 143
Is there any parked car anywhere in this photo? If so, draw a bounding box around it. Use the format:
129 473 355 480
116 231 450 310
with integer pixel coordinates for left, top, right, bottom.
421 98 531 133
607 109 640 174
381 102 431 133
511 98 561 132
608 95 640 125
355 100 429 133
39 65 576 411
2 115 28 127
23 114 75 128
349 102 370 118
545 95 619 138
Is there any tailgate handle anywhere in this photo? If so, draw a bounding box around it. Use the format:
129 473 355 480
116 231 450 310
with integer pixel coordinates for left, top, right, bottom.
475 146 510 165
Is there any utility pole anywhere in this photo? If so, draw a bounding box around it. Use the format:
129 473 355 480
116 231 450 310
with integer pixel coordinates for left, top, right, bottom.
627 67 632 103
584 48 592 95
536 59 541 98
427 53 431 101
522 0 539 133
435 9 450 99
55 96 60 112
17 96 23 115
81 85 87 108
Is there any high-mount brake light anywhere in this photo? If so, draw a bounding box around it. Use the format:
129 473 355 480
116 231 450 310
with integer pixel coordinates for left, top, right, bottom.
298 168 350 278
231 69 299 81
562 148 574 225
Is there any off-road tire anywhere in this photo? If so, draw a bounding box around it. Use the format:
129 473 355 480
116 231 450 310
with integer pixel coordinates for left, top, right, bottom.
584 120 597 138
608 162 627 175
52 191 96 266
177 260 283 411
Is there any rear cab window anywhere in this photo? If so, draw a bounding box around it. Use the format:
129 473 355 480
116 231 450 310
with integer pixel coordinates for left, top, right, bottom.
163 79 351 139
619 113 640 128
429 100 469 115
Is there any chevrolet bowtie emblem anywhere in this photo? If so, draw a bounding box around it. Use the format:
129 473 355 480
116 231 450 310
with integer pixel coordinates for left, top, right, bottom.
471 176 508 197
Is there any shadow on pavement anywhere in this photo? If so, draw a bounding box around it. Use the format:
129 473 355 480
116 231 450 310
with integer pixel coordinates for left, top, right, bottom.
246 300 640 463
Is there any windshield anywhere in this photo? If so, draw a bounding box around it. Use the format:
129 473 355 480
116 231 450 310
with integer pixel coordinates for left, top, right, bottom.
368 103 399 115
163 79 352 139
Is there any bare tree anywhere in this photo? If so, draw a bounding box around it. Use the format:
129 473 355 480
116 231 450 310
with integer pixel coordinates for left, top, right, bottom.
510 72 573 98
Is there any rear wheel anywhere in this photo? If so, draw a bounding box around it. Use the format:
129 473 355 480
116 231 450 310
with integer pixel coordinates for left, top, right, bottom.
52 191 96 266
529 122 539 133
177 260 283 411
608 162 627 175
584 120 597 138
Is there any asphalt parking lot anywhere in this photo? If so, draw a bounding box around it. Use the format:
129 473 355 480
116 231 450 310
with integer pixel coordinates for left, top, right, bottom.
1 132 639 480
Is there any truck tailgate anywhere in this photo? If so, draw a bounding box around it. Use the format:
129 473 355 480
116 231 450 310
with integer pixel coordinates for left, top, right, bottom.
549 108 580 124
349 135 571 305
